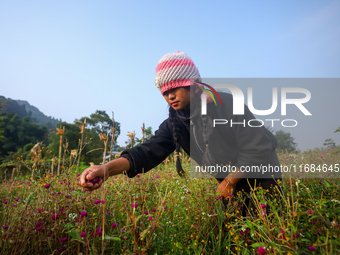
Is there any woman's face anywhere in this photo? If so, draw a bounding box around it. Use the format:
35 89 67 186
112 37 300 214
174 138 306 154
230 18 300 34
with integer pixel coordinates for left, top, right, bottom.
163 87 191 111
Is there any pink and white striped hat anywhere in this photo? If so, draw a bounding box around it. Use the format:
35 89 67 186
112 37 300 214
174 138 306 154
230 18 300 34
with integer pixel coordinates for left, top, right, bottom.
155 51 201 94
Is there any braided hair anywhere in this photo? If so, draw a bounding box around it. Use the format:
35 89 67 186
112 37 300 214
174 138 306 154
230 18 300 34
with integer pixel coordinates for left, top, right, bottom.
169 83 216 177
169 106 185 177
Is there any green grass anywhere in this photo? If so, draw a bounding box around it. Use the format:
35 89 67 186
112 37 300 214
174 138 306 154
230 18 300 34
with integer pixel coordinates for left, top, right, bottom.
0 148 340 254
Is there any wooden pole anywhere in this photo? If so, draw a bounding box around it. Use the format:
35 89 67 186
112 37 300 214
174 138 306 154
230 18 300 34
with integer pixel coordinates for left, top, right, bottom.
57 126 65 175
11 168 15 181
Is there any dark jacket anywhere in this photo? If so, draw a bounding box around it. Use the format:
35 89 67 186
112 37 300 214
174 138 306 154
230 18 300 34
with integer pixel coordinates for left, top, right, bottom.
120 92 281 181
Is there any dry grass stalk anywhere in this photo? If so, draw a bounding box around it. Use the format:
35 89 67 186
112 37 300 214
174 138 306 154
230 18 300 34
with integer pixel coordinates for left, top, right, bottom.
100 132 109 164
62 139 68 168
141 123 145 144
109 112 116 162
51 156 56 175
56 126 65 175
75 119 87 172
30 141 42 178
69 149 78 167
127 131 135 148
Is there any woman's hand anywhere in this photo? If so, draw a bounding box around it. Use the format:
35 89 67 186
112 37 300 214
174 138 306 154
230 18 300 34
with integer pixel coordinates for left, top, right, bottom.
79 165 109 191
216 179 236 198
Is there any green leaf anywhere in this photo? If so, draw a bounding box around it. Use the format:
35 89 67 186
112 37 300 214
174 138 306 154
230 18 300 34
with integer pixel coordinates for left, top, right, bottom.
324 180 331 188
290 224 296 233
104 236 121 241
250 242 265 248
135 214 143 223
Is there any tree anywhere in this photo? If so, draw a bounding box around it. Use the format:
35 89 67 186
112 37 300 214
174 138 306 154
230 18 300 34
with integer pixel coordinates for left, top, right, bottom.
78 110 120 144
0 112 48 163
275 130 298 153
324 138 336 148
135 126 153 146
48 111 122 164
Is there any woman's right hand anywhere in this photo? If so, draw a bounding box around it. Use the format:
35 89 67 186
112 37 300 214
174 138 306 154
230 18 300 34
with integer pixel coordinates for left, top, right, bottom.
79 164 109 191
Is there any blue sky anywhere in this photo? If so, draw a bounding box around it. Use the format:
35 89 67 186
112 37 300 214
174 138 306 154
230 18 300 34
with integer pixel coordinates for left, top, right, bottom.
0 0 339 150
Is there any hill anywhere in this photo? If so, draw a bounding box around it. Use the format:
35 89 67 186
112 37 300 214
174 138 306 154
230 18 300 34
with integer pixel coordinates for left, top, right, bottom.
0 95 61 128
15 99 61 128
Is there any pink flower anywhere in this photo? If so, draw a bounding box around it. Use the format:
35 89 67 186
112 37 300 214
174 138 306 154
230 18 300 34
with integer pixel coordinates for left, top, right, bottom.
60 237 68 243
65 195 70 198
96 228 102 236
44 184 50 189
261 204 266 209
101 200 105 204
94 200 101 205
3 225 9 230
164 206 168 210
145 211 149 215
4 200 8 204
308 246 316 251
36 222 42 227
257 246 267 254
80 211 88 217
112 223 118 228
132 202 138 208
80 232 87 238
148 216 152 220
36 227 42 232
59 246 67 252
51 213 60 220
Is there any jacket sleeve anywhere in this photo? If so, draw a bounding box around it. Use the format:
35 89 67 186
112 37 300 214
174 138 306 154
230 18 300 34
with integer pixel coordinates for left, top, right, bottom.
119 118 176 178
231 104 276 173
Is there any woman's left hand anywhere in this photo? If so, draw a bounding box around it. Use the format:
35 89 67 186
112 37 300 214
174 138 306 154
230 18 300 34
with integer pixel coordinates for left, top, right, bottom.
216 179 235 198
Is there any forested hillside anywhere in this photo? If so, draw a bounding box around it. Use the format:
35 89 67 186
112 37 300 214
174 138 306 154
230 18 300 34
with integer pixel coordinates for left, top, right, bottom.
0 96 61 128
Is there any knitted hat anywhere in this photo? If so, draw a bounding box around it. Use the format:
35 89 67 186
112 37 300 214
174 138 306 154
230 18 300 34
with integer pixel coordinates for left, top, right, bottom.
155 51 201 94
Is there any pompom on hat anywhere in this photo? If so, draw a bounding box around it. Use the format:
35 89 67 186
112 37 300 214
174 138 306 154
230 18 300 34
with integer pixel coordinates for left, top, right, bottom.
154 51 202 95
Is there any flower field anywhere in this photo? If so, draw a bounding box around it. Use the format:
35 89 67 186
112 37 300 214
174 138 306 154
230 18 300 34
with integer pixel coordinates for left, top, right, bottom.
1 148 340 255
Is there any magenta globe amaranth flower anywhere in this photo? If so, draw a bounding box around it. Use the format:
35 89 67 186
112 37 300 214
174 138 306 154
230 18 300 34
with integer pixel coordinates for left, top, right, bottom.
80 232 87 238
257 246 267 255
36 222 42 227
60 237 68 243
148 216 152 220
51 213 60 220
44 184 50 189
59 246 67 252
80 211 88 217
132 202 138 208
96 228 102 236
65 195 70 198
36 227 42 232
112 223 118 228
261 204 266 209
89 177 100 185
3 225 9 230
94 200 101 205
164 206 168 210
308 246 316 251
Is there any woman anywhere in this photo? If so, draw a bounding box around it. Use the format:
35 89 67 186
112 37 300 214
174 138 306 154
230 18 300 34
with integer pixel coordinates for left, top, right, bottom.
79 51 282 214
